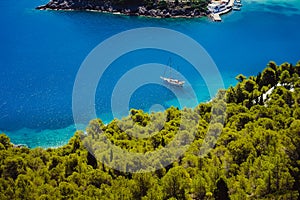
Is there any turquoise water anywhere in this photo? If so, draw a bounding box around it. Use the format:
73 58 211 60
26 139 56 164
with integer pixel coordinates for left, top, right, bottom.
1 0 300 148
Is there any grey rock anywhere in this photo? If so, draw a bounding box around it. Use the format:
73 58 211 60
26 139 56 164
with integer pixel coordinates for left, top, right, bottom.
148 9 157 17
138 6 147 15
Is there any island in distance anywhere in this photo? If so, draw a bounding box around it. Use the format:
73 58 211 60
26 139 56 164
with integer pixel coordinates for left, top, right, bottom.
36 0 211 18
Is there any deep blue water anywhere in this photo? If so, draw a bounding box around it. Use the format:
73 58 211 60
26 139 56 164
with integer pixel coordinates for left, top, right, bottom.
1 0 300 148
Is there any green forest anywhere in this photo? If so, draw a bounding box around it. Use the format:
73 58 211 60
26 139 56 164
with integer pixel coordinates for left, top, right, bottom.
1 61 300 199
109 0 209 11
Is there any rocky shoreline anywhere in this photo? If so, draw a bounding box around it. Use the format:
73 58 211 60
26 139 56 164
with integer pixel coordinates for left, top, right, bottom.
36 0 209 18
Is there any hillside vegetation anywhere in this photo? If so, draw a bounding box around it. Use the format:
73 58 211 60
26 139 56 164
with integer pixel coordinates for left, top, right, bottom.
37 0 210 18
1 61 300 199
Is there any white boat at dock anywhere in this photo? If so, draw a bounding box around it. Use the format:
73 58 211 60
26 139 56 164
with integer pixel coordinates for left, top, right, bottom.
208 0 235 21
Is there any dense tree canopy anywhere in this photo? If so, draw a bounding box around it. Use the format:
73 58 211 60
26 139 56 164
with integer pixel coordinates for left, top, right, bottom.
0 60 300 199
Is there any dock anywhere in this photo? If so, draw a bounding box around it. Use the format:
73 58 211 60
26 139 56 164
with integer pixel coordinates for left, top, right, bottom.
211 13 222 21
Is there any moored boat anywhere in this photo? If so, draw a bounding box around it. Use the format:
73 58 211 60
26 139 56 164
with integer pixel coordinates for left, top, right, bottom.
161 59 185 87
160 76 185 87
234 2 242 7
233 6 241 10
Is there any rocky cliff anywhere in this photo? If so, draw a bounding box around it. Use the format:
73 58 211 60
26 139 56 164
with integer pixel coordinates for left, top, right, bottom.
37 0 209 18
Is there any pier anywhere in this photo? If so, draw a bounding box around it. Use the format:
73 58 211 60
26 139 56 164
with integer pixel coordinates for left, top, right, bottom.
211 13 222 21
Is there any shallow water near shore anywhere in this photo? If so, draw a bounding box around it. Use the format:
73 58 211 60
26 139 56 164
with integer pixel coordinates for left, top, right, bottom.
1 0 300 148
